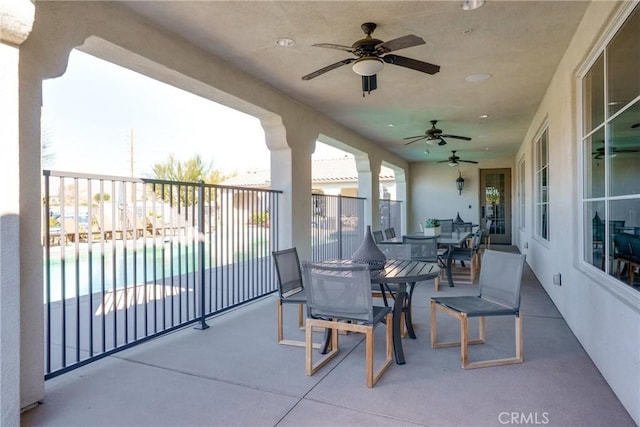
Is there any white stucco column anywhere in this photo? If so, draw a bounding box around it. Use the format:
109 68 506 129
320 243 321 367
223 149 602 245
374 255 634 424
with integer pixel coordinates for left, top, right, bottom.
0 1 35 424
393 168 408 235
262 116 318 261
354 154 381 229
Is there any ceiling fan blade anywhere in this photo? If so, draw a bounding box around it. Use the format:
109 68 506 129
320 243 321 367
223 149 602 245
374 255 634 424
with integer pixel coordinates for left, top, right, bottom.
438 137 447 146
459 159 479 164
383 54 440 75
312 43 355 52
403 135 426 140
631 122 640 129
302 58 355 80
441 134 472 141
404 137 427 145
436 160 451 163
376 34 425 54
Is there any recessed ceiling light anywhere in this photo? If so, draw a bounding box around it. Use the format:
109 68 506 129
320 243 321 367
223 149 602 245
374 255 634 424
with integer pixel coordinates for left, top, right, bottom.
386 123 395 127
461 0 485 11
465 73 492 83
275 37 295 48
478 114 489 119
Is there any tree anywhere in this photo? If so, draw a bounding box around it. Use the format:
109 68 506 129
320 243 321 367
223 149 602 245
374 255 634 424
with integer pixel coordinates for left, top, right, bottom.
149 154 232 206
151 154 211 183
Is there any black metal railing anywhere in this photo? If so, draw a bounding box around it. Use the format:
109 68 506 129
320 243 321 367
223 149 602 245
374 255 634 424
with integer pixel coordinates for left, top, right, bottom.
42 170 281 379
311 194 365 261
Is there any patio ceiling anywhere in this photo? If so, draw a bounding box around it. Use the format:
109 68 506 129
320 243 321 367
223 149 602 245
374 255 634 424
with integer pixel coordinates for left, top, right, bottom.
121 1 590 163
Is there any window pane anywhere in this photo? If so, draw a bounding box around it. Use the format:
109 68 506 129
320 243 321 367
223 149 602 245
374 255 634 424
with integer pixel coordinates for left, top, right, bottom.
584 200 606 270
609 100 640 197
519 160 526 229
583 53 604 133
539 204 548 240
585 127 606 199
609 199 640 282
607 7 640 117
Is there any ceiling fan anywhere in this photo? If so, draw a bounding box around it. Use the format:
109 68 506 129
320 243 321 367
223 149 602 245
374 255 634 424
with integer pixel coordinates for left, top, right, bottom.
301 22 440 95
404 120 472 146
592 145 639 159
438 150 478 166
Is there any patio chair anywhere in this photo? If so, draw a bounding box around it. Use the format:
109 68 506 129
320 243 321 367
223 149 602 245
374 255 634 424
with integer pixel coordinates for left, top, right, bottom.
374 243 411 335
372 230 384 243
302 262 393 387
402 236 445 290
617 234 640 285
613 232 632 279
439 219 454 233
444 229 483 284
430 249 527 369
482 219 493 249
272 248 320 348
384 227 396 239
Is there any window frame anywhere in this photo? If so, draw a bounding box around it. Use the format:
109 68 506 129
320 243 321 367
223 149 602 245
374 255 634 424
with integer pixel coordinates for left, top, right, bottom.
577 1 640 299
518 156 526 231
534 126 550 242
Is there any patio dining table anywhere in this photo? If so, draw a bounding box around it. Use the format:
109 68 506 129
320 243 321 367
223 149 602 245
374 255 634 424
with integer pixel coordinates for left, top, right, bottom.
315 259 439 365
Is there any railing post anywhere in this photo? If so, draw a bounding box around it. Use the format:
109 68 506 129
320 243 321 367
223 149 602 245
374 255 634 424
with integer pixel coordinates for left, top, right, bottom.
194 180 209 330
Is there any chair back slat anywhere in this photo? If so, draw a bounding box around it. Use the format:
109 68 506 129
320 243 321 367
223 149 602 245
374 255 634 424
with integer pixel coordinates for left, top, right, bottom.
272 248 304 298
373 230 384 243
478 250 526 310
303 262 374 323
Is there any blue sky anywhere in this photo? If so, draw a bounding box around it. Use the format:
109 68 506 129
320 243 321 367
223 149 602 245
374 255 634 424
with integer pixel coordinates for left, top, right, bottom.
42 50 343 178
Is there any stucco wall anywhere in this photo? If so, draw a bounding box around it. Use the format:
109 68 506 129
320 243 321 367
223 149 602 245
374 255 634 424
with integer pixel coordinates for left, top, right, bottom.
409 157 514 234
515 1 639 423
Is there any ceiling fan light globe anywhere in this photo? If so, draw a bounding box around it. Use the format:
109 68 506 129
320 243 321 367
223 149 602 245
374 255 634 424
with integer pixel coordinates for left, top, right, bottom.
426 138 442 146
352 57 384 76
449 161 458 167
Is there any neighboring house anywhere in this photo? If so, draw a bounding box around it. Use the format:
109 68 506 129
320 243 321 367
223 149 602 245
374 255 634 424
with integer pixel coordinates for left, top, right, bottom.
221 156 396 199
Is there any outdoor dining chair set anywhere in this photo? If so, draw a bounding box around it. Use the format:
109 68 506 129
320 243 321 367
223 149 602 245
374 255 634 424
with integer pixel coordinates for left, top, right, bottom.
272 245 527 386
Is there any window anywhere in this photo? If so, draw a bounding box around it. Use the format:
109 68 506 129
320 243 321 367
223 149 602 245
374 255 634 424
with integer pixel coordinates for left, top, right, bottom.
581 4 640 289
535 128 549 241
518 158 526 230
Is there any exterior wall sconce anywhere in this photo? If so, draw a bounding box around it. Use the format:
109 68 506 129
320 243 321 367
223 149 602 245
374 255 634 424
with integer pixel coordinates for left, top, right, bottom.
456 171 465 195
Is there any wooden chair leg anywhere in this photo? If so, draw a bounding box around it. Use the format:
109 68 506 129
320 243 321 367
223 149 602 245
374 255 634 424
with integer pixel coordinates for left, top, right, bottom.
307 315 392 388
297 304 304 329
277 299 284 343
463 315 523 369
367 312 393 388
278 300 320 348
306 320 339 376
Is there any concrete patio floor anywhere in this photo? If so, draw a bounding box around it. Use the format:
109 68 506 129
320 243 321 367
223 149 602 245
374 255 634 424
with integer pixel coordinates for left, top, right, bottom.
22 247 635 427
